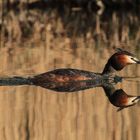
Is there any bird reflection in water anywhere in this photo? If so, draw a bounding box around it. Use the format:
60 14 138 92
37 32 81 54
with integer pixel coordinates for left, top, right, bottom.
33 76 140 111
103 84 140 111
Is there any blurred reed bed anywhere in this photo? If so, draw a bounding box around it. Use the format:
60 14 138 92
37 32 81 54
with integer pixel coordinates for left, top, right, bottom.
1 7 140 74
0 4 140 50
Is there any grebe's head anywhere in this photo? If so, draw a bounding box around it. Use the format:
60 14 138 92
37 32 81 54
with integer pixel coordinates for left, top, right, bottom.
110 49 140 70
102 48 140 74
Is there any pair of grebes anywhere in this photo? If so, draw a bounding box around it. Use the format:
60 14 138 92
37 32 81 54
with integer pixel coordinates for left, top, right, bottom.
1 48 140 111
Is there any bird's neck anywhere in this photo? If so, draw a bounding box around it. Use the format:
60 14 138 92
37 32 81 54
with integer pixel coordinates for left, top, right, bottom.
102 61 116 74
102 84 116 98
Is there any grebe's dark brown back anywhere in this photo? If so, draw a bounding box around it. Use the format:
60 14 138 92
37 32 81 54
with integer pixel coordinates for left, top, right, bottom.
30 69 103 91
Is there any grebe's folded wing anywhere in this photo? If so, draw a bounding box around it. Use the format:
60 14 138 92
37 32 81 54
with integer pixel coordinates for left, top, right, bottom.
30 68 103 92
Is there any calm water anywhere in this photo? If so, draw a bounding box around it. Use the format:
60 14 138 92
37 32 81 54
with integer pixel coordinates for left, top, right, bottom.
0 5 140 140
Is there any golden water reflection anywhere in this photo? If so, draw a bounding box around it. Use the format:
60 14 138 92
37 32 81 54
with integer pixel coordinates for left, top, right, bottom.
0 7 140 140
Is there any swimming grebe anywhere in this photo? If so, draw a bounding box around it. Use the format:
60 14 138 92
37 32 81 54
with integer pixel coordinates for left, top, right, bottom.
0 48 139 91
103 84 140 111
30 48 140 90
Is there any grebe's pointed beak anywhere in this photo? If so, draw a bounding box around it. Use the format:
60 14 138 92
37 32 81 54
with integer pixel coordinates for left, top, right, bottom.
132 96 140 103
128 56 140 64
133 58 140 64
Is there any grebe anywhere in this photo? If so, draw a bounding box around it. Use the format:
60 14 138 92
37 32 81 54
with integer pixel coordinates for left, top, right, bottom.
103 84 140 111
30 48 140 90
0 48 139 92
